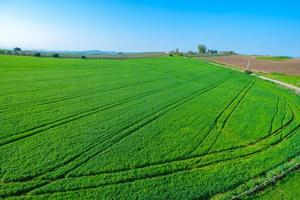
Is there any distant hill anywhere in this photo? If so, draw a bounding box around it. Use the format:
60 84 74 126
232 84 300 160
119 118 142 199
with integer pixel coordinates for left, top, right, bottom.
34 50 117 55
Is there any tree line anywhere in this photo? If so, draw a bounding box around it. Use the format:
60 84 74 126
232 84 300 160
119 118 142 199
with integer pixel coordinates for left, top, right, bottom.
169 44 237 57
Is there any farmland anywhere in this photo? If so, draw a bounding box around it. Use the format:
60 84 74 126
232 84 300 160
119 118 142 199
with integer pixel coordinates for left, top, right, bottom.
203 55 300 76
0 55 300 199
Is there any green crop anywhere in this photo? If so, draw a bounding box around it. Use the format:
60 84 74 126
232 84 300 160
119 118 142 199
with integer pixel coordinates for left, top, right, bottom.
0 55 299 199
256 56 291 61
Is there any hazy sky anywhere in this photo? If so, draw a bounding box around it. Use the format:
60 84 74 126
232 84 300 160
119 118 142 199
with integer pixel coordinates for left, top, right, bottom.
0 0 299 56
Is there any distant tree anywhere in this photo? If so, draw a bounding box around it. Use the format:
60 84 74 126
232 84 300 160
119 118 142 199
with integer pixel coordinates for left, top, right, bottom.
207 49 218 55
187 51 196 54
220 51 237 55
198 44 206 54
52 53 59 58
13 47 22 52
175 48 179 54
81 55 86 59
34 52 41 57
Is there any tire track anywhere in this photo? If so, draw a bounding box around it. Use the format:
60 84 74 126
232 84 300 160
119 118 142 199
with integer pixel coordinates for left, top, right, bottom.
3 110 298 198
4 79 299 197
201 81 254 156
0 78 164 113
179 80 254 158
4 111 294 185
24 123 300 197
0 72 220 146
0 83 175 147
39 78 232 181
0 67 161 97
3 90 295 187
280 101 287 139
58 97 295 179
268 94 280 135
2 78 232 183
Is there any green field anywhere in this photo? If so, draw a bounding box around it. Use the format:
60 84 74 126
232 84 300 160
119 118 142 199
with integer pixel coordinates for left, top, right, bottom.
256 56 291 61
1 55 300 199
251 169 300 199
262 73 300 88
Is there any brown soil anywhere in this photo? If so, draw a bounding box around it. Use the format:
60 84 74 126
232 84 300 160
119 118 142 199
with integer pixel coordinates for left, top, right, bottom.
202 55 300 75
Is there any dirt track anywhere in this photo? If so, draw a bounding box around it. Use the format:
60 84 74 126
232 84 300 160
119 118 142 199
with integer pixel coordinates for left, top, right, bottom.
203 55 300 75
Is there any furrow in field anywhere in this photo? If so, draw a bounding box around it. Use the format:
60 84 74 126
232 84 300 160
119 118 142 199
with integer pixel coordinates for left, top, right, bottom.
57 99 296 180
0 67 161 97
37 78 231 181
0 84 173 147
280 100 288 140
1 78 231 188
0 78 164 113
268 94 280 134
23 123 300 197
178 80 254 158
4 111 294 186
3 87 295 190
3 103 298 198
201 81 254 156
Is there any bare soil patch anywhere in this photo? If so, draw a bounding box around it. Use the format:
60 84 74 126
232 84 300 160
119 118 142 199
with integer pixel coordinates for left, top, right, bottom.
203 55 300 75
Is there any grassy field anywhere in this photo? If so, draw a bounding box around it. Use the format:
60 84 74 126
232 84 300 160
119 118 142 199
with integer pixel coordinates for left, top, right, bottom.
250 169 300 199
256 56 291 61
262 73 300 87
0 55 300 199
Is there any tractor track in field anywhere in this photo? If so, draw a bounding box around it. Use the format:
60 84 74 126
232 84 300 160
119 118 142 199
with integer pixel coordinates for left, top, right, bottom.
0 78 166 113
45 78 232 178
280 101 288 139
20 124 300 198
3 124 299 199
0 69 222 113
179 80 254 158
0 69 219 112
0 76 193 146
2 99 297 192
199 81 254 157
0 71 226 146
1 70 220 138
2 108 299 198
0 67 161 97
3 110 295 185
2 81 295 184
2 81 300 198
269 95 280 134
50 100 297 179
0 86 169 146
1 78 232 184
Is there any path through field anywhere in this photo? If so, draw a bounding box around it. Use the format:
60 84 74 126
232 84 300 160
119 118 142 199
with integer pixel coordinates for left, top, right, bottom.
0 55 299 199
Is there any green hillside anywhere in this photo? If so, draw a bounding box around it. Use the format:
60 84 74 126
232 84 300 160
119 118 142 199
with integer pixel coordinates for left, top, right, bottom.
0 55 299 199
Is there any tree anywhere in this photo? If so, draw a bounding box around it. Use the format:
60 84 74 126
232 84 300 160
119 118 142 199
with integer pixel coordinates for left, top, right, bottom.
81 55 86 59
207 49 218 55
187 51 195 55
34 52 41 57
13 47 22 52
52 53 59 58
197 44 206 54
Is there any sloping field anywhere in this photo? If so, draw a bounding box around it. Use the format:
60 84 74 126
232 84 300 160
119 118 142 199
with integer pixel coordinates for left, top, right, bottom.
0 55 300 199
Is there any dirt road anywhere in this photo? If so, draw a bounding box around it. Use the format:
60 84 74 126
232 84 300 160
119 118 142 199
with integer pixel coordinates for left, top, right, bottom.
208 61 300 94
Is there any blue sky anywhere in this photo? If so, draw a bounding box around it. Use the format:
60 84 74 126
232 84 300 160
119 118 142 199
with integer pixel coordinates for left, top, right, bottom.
0 0 299 56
